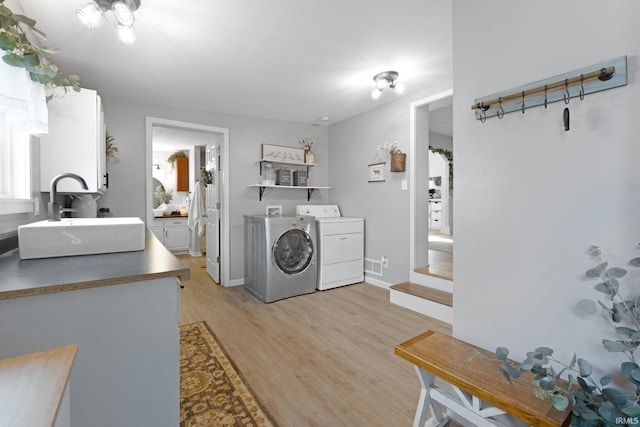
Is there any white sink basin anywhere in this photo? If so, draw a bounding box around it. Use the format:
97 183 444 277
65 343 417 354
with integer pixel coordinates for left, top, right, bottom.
18 217 146 259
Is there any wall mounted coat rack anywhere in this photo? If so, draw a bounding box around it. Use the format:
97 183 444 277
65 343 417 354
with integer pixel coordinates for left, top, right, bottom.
471 56 627 121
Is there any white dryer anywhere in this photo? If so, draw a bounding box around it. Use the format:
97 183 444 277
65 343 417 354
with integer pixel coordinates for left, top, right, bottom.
296 205 364 290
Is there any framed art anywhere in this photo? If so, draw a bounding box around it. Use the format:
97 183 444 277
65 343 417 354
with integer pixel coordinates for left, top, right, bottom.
261 144 305 164
368 162 385 182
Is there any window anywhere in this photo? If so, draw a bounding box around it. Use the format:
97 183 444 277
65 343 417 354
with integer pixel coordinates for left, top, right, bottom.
0 61 47 215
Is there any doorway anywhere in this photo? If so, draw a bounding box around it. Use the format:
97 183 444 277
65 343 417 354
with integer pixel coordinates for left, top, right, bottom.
145 117 230 286
409 90 453 292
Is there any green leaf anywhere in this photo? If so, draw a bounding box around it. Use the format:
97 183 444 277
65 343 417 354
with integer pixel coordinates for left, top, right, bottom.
595 278 619 295
577 299 598 315
540 377 555 390
20 53 39 67
496 347 509 361
505 362 520 379
622 405 640 416
581 410 600 420
607 267 628 278
602 388 627 406
630 257 640 267
535 346 554 356
2 53 24 67
631 368 640 383
569 353 577 369
603 339 630 352
616 327 638 339
600 373 613 386
13 13 36 28
499 366 513 385
551 394 569 411
586 262 608 278
577 359 592 377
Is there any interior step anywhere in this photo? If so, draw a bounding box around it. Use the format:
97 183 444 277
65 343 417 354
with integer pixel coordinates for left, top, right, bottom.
390 282 452 307
390 282 452 324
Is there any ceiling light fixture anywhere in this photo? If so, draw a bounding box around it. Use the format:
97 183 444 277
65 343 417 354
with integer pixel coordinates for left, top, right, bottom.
371 71 406 100
77 0 141 45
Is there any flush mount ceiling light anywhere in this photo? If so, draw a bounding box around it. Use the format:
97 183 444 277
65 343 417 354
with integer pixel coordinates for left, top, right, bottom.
371 71 406 100
77 0 141 45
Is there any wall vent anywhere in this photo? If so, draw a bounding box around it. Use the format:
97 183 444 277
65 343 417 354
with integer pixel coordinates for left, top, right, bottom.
364 258 383 276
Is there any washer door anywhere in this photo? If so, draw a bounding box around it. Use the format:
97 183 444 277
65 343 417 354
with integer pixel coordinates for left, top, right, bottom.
273 229 314 275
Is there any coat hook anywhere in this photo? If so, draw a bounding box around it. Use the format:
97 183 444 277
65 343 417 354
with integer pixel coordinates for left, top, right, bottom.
563 79 570 104
579 74 585 100
521 91 525 113
479 102 487 122
544 85 548 109
497 97 504 119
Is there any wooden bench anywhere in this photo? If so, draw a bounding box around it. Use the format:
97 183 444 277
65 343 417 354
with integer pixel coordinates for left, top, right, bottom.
395 330 571 427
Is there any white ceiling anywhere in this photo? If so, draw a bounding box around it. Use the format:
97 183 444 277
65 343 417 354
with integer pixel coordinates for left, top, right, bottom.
16 0 452 126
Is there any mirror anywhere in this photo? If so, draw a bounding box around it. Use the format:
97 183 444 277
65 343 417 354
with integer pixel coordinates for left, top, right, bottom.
152 178 165 208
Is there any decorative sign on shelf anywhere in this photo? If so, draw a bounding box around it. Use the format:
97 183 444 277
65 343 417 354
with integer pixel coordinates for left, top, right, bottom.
261 144 305 164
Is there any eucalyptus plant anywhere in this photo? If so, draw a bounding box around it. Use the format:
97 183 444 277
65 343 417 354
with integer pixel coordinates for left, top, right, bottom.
497 245 640 426
0 0 80 94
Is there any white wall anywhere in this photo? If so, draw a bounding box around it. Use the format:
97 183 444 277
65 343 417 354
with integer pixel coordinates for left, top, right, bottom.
453 0 640 374
101 99 329 282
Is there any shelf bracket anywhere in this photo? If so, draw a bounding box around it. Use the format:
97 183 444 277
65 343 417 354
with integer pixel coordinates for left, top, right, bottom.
307 188 314 201
258 186 265 201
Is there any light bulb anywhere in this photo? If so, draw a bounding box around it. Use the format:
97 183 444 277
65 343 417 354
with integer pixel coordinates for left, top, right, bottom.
393 82 406 95
115 23 137 44
375 78 390 90
371 88 382 100
112 1 135 26
76 1 105 29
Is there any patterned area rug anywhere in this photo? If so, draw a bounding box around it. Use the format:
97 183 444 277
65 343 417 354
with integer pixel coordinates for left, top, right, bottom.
180 321 275 427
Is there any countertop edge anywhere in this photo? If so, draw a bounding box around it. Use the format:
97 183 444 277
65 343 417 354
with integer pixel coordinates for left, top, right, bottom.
0 268 191 300
0 231 191 301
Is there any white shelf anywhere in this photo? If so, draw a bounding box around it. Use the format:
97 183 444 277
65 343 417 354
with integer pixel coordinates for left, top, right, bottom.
248 184 330 201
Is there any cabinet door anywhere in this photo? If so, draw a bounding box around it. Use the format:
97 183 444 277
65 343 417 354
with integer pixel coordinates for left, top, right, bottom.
40 89 105 193
175 157 189 192
165 226 188 251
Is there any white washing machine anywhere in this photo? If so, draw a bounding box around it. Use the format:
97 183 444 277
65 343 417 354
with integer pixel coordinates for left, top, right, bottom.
244 215 317 303
296 205 364 290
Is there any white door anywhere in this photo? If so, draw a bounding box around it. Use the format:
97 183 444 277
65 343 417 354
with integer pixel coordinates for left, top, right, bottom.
205 143 220 283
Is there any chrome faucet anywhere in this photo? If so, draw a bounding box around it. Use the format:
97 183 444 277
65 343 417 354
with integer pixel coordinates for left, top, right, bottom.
48 173 89 221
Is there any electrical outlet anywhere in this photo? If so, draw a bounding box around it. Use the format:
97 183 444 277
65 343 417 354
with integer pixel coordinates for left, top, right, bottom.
401 179 408 190
381 256 389 268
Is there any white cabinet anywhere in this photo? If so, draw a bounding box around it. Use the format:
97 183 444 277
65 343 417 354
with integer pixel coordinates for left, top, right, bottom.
152 217 189 252
40 88 107 193
428 199 442 230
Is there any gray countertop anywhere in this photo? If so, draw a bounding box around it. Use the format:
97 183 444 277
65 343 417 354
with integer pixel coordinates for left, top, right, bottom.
0 230 190 300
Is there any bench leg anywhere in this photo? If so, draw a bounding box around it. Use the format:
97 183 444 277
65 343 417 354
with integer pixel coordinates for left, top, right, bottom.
414 366 448 427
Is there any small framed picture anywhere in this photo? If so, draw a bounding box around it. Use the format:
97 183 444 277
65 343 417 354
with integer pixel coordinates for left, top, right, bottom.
368 162 386 182
261 144 305 164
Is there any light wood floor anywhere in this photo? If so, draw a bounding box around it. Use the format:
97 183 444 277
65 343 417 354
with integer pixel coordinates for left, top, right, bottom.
178 255 452 427
416 230 453 280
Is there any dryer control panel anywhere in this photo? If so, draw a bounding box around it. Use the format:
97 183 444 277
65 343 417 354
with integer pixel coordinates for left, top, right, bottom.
296 205 341 218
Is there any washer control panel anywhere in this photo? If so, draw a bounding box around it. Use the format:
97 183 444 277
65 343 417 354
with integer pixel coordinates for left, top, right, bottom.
296 205 341 218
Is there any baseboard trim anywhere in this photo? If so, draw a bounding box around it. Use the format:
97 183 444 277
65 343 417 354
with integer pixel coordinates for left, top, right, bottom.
364 275 393 289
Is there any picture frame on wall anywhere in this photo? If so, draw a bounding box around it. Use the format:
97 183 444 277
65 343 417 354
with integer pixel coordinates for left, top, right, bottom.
368 162 385 182
261 144 305 164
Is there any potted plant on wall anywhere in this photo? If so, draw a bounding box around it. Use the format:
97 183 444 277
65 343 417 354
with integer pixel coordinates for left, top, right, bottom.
379 141 406 172
0 0 80 95
167 151 187 169
299 136 315 164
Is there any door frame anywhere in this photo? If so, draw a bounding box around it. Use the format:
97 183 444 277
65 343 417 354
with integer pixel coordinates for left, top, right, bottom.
408 89 453 291
145 116 230 286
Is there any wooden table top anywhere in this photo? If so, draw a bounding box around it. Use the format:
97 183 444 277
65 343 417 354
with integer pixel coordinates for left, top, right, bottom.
395 330 571 427
0 344 77 427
